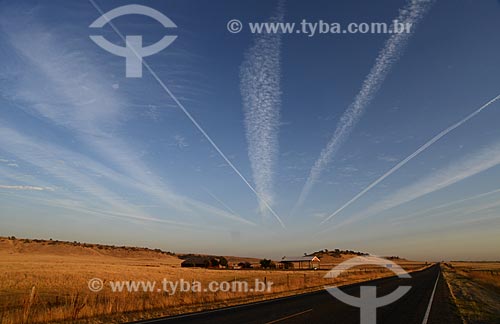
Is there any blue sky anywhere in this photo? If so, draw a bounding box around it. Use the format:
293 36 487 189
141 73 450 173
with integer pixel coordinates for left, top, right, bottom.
1 0 500 260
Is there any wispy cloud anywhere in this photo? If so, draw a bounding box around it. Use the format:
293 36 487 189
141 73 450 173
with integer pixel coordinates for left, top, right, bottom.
0 125 165 221
0 8 251 228
203 188 256 226
329 140 500 230
0 124 251 227
0 159 20 168
294 0 433 212
0 190 209 231
377 154 399 163
173 134 189 150
392 190 500 227
87 0 286 228
321 93 500 224
240 3 284 216
0 185 53 191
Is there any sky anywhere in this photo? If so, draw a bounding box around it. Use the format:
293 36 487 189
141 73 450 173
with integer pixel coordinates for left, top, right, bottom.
1 0 500 261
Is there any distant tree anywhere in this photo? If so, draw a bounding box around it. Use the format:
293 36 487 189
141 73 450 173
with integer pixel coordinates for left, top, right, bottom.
260 259 272 269
219 256 228 267
239 261 252 269
210 258 220 267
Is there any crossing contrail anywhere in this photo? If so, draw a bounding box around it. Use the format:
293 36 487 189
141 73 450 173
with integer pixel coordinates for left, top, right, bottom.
293 0 433 213
88 0 286 228
321 93 500 224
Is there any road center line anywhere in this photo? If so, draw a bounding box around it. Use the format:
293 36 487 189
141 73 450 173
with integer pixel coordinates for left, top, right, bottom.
422 270 440 324
265 309 313 324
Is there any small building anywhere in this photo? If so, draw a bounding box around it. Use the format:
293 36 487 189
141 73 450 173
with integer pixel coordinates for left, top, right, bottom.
280 256 321 269
181 256 210 268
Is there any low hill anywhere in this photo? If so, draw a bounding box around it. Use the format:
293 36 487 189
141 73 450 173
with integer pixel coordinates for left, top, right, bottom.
304 248 368 264
0 236 180 264
0 237 414 268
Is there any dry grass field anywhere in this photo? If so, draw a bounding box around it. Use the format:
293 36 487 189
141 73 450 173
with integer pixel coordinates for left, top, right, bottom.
0 237 428 324
442 262 500 323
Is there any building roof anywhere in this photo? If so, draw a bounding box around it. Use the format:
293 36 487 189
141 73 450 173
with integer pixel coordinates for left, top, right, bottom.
280 256 320 262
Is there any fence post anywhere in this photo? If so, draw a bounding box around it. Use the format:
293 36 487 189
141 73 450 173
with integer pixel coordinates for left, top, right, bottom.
23 286 36 324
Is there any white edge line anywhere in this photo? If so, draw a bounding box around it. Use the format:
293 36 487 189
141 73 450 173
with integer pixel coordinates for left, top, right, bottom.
422 270 440 324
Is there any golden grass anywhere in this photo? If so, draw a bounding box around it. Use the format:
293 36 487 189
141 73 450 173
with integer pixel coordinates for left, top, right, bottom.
442 262 500 323
0 238 428 323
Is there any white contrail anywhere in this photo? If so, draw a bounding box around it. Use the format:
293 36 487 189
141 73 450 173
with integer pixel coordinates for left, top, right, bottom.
392 187 500 223
202 187 256 226
319 141 500 234
293 0 433 212
88 0 285 228
240 4 283 216
321 93 500 224
1 14 260 228
0 184 54 191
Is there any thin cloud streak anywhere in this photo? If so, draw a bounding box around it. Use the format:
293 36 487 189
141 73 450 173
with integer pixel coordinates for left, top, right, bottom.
294 0 433 212
0 10 252 227
0 125 168 223
203 188 256 226
0 185 54 191
0 190 208 230
240 3 283 217
326 140 500 231
88 0 286 228
0 125 251 227
393 198 500 230
391 187 500 224
321 93 500 224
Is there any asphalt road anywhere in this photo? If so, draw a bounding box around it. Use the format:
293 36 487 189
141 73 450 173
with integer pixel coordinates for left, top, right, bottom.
133 264 462 324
